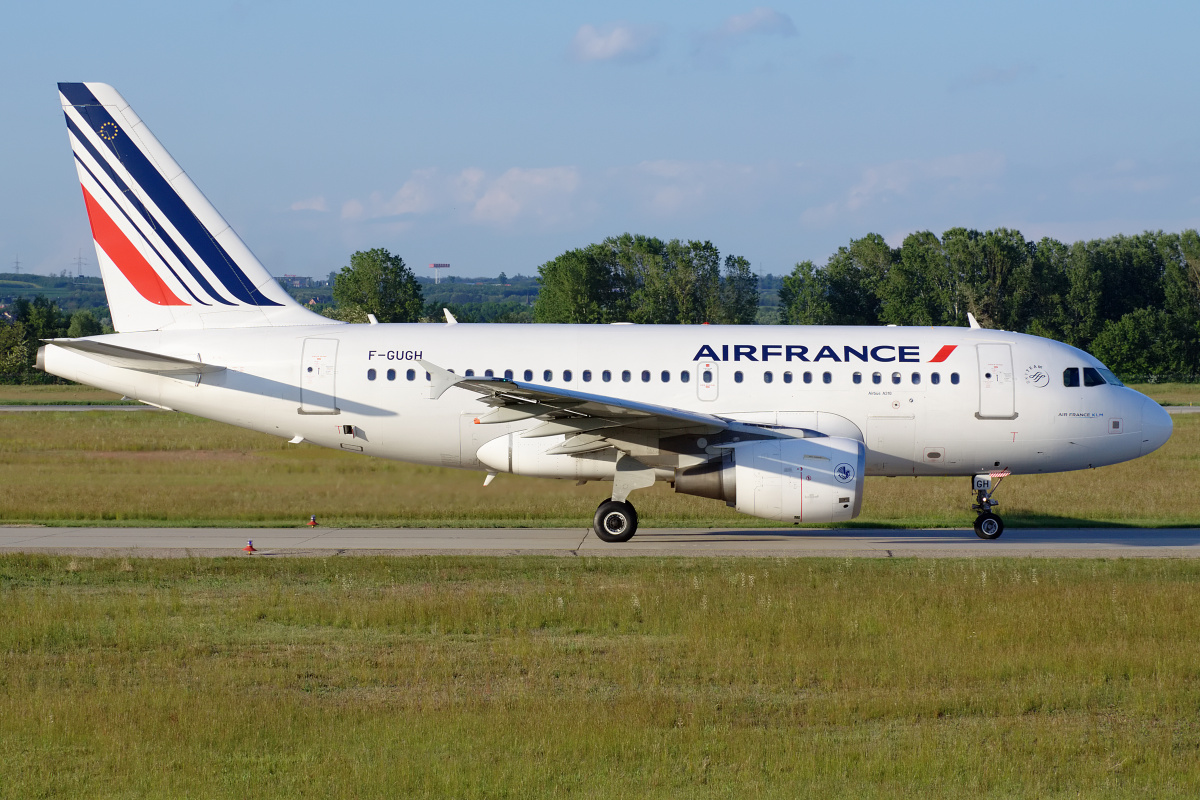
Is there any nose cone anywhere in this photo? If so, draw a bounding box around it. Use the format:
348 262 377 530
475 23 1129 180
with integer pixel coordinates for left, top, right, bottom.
1140 397 1173 456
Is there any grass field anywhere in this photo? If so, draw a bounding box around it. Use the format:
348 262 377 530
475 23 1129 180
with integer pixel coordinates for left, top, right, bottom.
0 408 1196 529
3 554 1200 798
1 386 1198 527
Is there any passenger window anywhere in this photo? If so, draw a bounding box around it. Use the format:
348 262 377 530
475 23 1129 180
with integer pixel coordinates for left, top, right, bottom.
622 370 632 382
484 369 493 378
387 368 396 381
762 371 772 384
523 369 533 381
543 370 553 382
1083 367 1105 387
504 369 513 380
702 370 713 382
602 370 612 382
852 372 862 384
872 372 882 385
465 369 474 377
681 371 690 383
1063 368 1080 387
641 370 651 382
406 368 416 381
563 369 573 382
582 370 591 382
931 372 940 385
783 372 793 384
822 372 832 384
803 372 813 384
950 372 960 385
911 372 920 385
734 371 744 383
891 372 901 385
661 370 670 383
367 368 377 381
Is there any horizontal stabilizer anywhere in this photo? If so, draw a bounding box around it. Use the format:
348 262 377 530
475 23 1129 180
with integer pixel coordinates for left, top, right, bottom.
43 339 224 376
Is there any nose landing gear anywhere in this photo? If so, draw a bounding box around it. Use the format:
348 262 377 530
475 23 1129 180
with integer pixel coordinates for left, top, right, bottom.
972 471 1008 539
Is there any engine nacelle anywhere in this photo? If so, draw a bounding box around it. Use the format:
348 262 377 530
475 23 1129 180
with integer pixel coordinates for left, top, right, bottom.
675 436 865 523
475 432 619 481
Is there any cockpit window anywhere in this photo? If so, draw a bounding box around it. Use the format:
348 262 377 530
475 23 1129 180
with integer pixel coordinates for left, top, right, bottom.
1063 367 1080 387
1083 367 1106 387
1097 368 1124 387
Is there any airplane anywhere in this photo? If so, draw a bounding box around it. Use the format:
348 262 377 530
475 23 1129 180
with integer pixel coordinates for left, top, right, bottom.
38 82 1174 542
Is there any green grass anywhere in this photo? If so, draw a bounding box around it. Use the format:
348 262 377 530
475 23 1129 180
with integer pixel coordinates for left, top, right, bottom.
1 382 1196 528
0 384 134 405
2 555 1200 798
1 406 1197 528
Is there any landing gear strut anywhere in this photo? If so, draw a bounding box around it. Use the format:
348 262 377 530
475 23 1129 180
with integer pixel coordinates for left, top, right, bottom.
593 499 639 543
971 472 1006 540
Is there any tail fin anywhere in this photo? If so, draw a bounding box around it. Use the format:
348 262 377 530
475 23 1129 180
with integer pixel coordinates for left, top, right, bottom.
59 82 338 332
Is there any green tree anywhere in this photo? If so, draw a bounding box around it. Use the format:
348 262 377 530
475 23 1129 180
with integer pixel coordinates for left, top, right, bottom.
717 254 759 325
0 321 30 379
533 243 628 323
15 296 67 341
67 309 103 338
1090 308 1186 379
778 260 832 324
331 248 424 323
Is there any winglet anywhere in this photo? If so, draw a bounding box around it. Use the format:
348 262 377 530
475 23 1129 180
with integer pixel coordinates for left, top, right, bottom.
418 359 466 400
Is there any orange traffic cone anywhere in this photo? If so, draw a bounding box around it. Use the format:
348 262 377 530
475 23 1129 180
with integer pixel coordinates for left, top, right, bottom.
243 539 256 553
308 515 318 527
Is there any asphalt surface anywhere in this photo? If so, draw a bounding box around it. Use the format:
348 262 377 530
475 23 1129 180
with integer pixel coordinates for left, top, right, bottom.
2 526 1199 558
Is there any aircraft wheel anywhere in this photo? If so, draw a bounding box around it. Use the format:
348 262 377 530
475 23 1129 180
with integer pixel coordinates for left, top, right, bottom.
974 512 1004 540
593 500 638 543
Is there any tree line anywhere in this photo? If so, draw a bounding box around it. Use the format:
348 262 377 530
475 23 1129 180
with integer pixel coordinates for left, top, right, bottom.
4 230 1198 383
777 228 1200 381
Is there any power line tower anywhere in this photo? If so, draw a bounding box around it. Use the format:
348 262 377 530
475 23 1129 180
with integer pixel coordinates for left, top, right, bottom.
73 250 88 278
12 255 20 275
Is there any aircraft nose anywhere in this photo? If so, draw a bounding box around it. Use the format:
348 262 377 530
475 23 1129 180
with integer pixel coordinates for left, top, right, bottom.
1140 396 1173 456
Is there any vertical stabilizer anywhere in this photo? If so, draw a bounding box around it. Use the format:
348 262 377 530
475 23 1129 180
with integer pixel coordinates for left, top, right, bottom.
59 82 339 332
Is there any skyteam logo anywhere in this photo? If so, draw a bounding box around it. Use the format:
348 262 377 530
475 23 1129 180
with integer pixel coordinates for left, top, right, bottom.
834 463 855 484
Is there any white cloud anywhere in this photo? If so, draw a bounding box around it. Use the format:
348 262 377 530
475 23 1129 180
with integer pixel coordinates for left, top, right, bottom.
694 7 796 65
718 7 797 38
342 166 582 229
801 152 1006 228
571 23 660 63
471 167 581 225
289 196 327 212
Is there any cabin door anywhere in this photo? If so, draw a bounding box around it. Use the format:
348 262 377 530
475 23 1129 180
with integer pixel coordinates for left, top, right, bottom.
976 344 1016 419
300 338 340 414
697 360 719 401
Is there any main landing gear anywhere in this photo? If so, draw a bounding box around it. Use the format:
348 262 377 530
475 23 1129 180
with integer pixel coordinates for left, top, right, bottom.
593 499 639 543
971 472 1007 540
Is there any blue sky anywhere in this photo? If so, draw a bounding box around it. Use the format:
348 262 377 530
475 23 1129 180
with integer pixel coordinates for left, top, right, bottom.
3 0 1198 279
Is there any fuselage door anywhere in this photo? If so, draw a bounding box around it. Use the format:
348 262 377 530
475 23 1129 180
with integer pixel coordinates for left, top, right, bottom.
976 343 1016 419
697 361 718 401
300 338 340 414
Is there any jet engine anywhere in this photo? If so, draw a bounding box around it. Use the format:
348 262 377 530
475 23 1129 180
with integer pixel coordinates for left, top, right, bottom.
674 436 866 523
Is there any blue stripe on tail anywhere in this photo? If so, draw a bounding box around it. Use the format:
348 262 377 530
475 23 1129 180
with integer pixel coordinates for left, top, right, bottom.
59 82 281 308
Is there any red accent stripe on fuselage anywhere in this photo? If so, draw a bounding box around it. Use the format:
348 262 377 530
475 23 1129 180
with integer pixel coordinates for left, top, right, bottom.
929 344 957 363
81 185 187 306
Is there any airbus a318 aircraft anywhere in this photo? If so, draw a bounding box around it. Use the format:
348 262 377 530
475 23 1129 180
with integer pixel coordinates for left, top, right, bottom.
39 83 1173 541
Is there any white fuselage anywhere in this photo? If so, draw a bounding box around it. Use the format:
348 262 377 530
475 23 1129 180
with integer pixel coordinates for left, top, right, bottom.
41 323 1172 481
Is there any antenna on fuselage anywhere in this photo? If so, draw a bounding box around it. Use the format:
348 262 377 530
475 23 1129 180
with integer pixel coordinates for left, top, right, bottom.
967 312 982 329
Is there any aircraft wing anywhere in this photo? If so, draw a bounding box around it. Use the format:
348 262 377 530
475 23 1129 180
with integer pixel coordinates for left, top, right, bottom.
420 359 727 453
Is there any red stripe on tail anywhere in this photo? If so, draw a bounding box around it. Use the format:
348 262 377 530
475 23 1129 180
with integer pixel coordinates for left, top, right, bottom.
929 344 957 363
80 186 187 306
